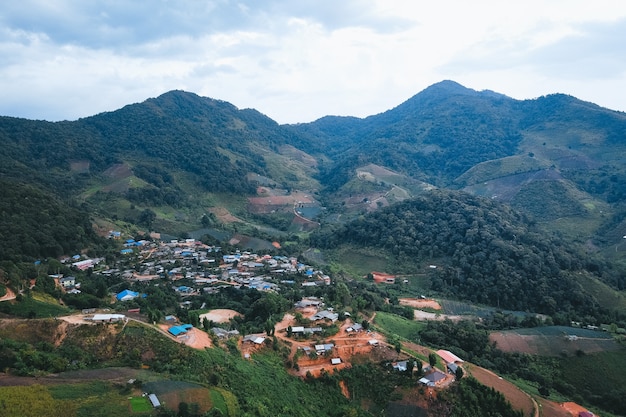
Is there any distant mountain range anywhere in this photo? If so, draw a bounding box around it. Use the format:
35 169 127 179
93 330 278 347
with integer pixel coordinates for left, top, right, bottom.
1 80 626 260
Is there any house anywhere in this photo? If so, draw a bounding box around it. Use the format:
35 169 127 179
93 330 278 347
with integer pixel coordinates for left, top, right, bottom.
331 358 341 365
371 271 396 284
59 276 76 288
315 343 334 354
90 314 126 323
311 310 338 322
423 370 446 386
211 328 240 339
419 377 434 387
168 324 193 336
393 361 408 372
116 289 140 302
295 297 322 308
447 362 459 374
436 349 464 364
243 334 266 345
346 323 363 332
148 393 161 408
291 326 322 335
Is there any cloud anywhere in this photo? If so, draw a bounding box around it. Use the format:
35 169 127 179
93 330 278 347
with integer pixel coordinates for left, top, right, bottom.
1 0 626 122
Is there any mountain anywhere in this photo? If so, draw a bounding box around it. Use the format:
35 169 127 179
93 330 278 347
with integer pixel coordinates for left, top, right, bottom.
2 80 626 274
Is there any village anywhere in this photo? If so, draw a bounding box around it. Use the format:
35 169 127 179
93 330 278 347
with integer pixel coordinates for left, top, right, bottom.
53 233 462 391
44 233 601 417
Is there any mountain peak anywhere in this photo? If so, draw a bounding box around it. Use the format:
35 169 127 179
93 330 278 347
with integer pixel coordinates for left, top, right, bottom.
422 80 471 95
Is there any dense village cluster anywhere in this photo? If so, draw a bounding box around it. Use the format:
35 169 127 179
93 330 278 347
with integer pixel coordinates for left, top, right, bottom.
59 233 331 300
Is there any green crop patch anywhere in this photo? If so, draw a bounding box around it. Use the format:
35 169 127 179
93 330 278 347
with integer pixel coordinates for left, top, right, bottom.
129 396 151 412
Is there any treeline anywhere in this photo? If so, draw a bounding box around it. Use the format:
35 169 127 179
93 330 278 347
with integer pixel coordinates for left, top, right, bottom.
311 190 623 320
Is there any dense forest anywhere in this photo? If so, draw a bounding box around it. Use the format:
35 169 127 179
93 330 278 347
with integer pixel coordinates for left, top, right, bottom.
312 190 624 322
0 179 104 262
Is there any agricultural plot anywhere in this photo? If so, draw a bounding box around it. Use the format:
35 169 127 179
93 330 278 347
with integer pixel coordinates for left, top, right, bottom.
142 380 215 414
490 326 620 356
438 299 536 319
129 396 151 412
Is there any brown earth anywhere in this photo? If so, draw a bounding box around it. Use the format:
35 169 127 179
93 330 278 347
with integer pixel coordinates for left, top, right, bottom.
537 399 578 417
399 298 442 310
103 163 132 179
465 363 537 417
157 324 212 350
159 387 213 413
272 312 388 378
0 287 16 302
207 207 243 224
560 401 594 416
199 309 242 323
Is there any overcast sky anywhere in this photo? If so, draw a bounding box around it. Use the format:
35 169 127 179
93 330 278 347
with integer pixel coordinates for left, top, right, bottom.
2 0 626 124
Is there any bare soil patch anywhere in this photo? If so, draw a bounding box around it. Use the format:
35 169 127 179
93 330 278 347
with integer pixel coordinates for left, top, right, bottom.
199 309 242 324
537 399 577 417
274 313 388 378
0 287 16 302
184 328 213 349
103 163 132 179
560 401 594 416
399 298 442 310
207 207 243 224
466 364 536 417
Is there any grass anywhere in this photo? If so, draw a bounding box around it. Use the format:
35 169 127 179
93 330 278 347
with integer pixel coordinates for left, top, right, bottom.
572 272 626 311
48 381 111 399
129 396 152 412
560 350 626 396
0 382 137 417
210 388 228 415
373 311 425 341
0 294 70 318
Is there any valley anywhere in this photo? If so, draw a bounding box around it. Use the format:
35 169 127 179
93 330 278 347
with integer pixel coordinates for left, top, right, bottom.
1 80 626 416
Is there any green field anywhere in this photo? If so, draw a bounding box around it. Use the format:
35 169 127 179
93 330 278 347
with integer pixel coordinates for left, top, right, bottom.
0 294 70 318
560 350 626 415
374 311 425 341
130 396 151 412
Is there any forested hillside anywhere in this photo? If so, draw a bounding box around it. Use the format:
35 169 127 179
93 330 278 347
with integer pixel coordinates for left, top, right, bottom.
0 180 104 262
312 190 624 322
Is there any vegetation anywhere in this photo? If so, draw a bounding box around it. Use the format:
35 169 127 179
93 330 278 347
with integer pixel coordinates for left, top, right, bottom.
2 81 626 416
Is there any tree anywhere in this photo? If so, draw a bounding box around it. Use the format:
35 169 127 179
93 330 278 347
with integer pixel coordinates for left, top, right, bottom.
455 366 464 380
428 353 437 368
138 209 157 228
395 341 402 356
415 360 423 377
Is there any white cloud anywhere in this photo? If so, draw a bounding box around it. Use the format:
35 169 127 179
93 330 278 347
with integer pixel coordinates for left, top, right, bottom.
1 0 626 122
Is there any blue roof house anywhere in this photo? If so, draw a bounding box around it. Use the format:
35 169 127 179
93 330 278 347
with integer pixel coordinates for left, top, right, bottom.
168 324 193 336
116 289 139 302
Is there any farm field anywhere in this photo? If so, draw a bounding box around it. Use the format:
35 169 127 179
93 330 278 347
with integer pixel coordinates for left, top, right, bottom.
490 326 621 356
142 380 217 414
465 364 536 417
0 370 230 417
374 311 425 340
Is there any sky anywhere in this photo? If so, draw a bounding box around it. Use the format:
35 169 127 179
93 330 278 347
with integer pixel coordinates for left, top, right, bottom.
1 0 626 124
